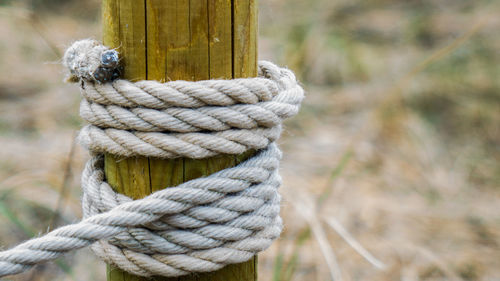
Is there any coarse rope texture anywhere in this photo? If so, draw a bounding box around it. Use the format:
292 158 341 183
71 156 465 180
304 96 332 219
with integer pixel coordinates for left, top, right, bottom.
0 39 304 278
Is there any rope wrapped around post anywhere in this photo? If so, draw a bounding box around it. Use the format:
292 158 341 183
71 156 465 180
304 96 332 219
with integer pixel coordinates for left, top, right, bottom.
0 39 304 278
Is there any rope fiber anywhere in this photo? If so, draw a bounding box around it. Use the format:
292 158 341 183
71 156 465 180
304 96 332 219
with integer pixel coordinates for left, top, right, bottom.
0 39 304 277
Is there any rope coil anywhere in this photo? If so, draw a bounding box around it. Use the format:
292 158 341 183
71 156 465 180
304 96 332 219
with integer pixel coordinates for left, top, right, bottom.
0 39 304 277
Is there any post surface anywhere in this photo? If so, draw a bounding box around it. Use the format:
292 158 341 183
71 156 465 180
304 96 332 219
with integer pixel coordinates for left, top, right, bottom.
102 0 258 280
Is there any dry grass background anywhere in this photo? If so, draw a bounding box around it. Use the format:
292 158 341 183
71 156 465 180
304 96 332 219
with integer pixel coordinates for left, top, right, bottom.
0 0 499 280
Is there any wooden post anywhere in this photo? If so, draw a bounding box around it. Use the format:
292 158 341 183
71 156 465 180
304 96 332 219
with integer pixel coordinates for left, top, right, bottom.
102 1 258 281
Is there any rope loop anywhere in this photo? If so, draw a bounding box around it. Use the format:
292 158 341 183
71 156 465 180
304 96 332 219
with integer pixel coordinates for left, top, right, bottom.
0 39 304 278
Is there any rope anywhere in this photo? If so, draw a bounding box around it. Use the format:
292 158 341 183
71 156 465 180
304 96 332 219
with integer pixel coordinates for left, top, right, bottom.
0 39 304 278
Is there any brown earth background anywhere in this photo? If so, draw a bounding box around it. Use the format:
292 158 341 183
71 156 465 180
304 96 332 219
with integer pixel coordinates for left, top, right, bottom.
0 0 499 280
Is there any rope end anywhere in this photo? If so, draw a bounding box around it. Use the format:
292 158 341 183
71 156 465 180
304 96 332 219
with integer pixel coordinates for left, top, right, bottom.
63 39 122 83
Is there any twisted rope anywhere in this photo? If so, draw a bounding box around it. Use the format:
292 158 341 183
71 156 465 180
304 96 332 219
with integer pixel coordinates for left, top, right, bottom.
0 39 304 278
77 57 303 158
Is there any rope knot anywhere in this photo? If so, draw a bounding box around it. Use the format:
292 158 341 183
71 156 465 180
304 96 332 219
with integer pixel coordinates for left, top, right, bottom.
0 39 304 278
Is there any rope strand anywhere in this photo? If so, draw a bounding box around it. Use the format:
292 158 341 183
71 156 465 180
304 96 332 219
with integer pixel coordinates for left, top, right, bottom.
0 39 304 278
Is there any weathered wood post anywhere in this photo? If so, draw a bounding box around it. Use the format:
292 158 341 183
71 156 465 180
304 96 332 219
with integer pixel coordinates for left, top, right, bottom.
102 0 258 280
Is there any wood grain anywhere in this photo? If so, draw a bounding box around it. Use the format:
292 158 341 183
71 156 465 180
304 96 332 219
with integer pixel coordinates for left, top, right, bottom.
102 0 258 280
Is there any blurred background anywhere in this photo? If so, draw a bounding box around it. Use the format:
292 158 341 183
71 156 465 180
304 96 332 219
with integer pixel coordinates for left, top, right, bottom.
0 0 499 280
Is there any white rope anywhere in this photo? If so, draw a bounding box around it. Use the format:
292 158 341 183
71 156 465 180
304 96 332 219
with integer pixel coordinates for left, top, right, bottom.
0 39 304 278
